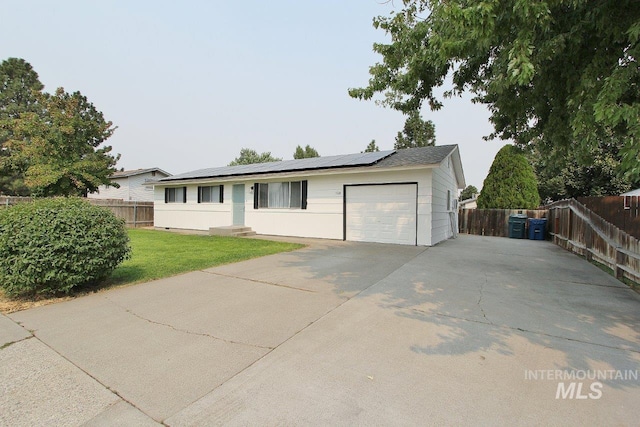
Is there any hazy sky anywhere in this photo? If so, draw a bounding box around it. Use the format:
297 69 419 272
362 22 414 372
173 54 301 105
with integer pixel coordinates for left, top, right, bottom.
1 0 507 189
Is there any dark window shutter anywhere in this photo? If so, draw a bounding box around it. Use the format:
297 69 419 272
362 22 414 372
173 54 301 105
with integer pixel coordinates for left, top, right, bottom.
183 186 187 203
301 180 308 210
219 185 224 203
253 183 259 209
164 188 169 203
197 186 201 204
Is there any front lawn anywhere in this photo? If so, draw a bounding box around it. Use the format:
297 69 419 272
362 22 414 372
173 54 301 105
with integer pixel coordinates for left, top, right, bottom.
0 229 303 313
108 229 303 285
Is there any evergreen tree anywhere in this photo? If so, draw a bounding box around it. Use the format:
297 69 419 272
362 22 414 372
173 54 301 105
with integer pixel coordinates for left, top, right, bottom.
0 58 44 195
477 145 540 209
364 139 380 152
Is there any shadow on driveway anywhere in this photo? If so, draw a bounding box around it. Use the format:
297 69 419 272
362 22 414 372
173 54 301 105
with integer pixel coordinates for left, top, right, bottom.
281 235 640 385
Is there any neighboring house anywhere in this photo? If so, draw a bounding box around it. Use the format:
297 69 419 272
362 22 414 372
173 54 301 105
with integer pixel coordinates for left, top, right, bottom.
153 146 465 246
459 195 477 209
88 168 171 202
622 188 640 196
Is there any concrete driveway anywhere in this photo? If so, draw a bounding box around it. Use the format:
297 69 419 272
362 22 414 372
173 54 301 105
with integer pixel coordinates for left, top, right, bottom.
1 235 639 426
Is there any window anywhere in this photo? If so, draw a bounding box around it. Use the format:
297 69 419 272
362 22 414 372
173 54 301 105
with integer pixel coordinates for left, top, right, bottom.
198 185 223 203
447 190 451 211
165 187 186 203
254 181 307 209
290 181 301 208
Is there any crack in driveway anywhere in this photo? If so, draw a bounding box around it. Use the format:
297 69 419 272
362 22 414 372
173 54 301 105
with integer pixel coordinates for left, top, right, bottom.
477 273 494 325
200 270 318 294
104 296 274 350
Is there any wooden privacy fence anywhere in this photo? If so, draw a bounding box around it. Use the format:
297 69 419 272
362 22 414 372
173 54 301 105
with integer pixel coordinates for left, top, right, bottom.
577 196 640 239
547 199 640 283
87 199 154 228
0 196 154 228
458 208 547 237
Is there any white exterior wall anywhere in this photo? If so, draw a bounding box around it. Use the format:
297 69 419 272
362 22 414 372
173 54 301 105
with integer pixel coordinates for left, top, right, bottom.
155 184 232 230
154 167 436 245
88 172 160 201
431 155 461 245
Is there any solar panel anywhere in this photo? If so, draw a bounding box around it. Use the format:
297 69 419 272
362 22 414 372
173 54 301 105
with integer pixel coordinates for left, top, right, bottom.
161 149 396 182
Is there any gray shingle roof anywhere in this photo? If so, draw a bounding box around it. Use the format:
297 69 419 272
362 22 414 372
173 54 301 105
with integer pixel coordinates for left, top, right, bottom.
159 145 458 183
372 145 457 168
112 167 171 178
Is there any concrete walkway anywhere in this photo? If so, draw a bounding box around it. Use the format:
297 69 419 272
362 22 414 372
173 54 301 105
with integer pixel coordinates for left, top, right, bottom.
1 235 639 425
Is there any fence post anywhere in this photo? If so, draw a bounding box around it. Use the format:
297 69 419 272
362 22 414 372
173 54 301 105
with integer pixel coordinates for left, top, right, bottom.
615 249 625 280
585 224 593 262
567 205 573 249
133 202 138 228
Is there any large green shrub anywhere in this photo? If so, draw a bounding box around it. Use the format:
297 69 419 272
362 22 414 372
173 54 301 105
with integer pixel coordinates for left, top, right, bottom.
0 198 131 297
477 145 540 209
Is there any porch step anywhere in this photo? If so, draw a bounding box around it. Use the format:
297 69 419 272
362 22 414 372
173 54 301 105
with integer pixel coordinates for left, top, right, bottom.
209 226 257 237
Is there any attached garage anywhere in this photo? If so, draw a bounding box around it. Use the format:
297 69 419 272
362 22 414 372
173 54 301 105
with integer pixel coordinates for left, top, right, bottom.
344 183 418 245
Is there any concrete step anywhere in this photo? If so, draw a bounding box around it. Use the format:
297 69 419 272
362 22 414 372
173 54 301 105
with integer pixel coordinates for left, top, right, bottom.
209 226 256 237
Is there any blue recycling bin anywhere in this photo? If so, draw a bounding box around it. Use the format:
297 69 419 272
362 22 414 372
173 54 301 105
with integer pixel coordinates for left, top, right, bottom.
528 218 547 240
508 214 528 239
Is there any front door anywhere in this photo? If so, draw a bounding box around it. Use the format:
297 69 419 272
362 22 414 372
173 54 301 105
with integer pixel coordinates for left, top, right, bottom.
232 184 245 226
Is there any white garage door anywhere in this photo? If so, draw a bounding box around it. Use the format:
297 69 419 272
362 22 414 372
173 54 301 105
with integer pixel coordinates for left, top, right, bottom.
345 184 417 245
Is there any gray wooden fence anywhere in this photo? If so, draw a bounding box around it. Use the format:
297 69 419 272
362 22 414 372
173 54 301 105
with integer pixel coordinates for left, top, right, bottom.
0 196 154 228
458 208 548 237
547 199 640 284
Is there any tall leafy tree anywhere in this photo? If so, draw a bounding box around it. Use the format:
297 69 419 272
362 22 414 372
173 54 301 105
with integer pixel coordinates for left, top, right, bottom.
363 139 380 152
477 145 540 209
0 58 44 195
459 185 478 201
293 145 320 159
531 138 636 203
394 111 435 149
229 148 282 166
349 0 640 180
9 88 119 197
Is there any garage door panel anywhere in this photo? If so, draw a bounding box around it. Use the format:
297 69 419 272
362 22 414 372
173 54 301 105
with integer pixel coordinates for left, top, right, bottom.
345 184 417 245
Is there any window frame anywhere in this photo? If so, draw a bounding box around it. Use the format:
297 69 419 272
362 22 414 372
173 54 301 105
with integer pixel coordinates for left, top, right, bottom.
197 185 224 204
165 186 187 204
254 181 307 210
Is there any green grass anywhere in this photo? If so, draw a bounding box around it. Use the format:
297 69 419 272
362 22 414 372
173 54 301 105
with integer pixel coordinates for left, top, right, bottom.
107 229 304 286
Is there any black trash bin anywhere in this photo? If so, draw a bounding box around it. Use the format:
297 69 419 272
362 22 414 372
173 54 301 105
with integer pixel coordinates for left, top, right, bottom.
528 218 547 240
508 214 528 239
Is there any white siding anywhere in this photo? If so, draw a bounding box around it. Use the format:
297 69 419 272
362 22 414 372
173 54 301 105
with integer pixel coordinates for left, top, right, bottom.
431 155 461 245
89 171 164 201
154 185 231 230
154 168 436 245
